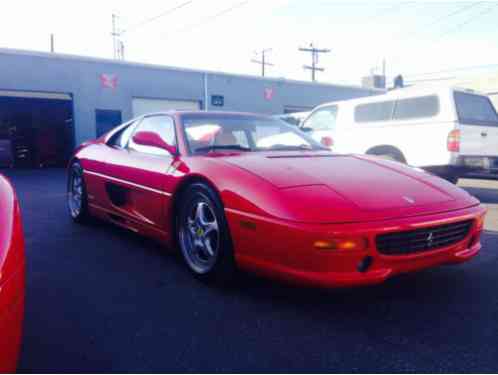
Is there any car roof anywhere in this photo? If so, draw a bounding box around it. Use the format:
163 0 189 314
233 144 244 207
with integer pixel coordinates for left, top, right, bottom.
312 86 486 111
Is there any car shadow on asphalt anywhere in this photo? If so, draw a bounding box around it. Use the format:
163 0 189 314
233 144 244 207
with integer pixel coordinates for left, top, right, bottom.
90 215 498 314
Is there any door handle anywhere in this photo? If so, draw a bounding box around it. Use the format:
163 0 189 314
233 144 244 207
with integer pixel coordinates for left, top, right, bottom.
481 132 488 137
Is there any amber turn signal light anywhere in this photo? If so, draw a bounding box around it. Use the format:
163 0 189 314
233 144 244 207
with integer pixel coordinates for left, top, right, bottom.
475 213 486 231
314 237 368 251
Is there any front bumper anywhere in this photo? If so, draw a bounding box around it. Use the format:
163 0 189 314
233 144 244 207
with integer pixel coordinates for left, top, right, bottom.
227 205 486 288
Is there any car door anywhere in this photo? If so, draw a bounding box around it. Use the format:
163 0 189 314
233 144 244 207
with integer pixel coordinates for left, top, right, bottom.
301 105 338 149
84 120 139 212
102 115 177 233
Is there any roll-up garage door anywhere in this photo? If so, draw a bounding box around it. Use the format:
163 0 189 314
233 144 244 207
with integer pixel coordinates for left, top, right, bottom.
0 90 73 168
0 90 72 101
132 98 200 117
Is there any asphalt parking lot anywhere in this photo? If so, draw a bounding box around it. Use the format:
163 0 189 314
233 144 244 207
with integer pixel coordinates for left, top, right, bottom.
4 169 498 373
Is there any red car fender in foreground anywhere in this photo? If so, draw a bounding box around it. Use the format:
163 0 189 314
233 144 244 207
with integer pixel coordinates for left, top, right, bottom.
0 175 25 373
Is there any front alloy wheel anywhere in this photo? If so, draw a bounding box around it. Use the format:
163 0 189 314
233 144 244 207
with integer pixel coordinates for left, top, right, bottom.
178 184 235 281
180 200 220 274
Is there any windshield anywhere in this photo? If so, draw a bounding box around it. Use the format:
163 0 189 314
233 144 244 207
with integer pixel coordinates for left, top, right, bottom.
182 115 325 154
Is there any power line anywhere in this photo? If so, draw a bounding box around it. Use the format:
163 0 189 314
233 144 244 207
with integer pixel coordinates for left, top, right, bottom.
437 2 498 39
406 76 457 84
299 43 331 82
400 1 484 41
403 2 497 58
251 49 274 77
175 0 250 34
392 63 498 80
425 2 484 28
110 1 195 58
121 1 194 34
389 3 495 81
365 1 417 24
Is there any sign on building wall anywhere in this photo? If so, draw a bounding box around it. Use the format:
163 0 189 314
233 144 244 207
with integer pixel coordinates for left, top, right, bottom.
100 74 118 89
264 87 274 101
211 95 224 107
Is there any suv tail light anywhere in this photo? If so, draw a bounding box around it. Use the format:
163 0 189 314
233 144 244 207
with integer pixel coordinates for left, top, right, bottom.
448 130 460 152
320 136 334 148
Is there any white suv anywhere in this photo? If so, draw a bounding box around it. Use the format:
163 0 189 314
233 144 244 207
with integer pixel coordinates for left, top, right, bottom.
301 86 498 183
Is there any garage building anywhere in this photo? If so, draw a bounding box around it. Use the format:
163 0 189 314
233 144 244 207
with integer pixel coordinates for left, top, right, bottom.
0 48 380 168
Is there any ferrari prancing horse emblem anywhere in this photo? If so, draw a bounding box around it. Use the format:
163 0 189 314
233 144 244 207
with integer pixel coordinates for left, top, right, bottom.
427 232 435 247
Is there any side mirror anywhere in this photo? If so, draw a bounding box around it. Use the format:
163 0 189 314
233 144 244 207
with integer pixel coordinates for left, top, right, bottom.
132 131 177 155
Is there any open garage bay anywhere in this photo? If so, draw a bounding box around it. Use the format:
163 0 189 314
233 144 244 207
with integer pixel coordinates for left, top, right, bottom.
4 169 498 373
0 92 74 169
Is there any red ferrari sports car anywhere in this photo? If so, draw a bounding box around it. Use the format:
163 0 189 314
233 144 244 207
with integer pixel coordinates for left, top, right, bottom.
0 174 25 372
68 112 486 287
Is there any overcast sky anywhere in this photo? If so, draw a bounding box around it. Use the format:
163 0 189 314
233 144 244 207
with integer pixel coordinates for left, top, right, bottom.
1 0 497 86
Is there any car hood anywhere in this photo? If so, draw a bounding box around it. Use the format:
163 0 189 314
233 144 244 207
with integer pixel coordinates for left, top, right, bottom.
220 152 479 223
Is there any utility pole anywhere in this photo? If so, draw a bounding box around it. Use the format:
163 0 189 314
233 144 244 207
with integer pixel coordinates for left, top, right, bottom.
112 14 118 59
119 40 125 60
299 43 331 82
111 14 124 60
50 34 55 53
251 49 274 77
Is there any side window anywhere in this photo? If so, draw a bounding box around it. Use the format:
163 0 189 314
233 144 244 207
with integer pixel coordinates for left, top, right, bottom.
355 101 395 123
128 116 176 155
393 96 439 120
303 106 338 131
108 121 137 148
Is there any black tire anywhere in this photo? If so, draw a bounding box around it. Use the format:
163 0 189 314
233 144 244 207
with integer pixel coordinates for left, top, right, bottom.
67 161 90 223
176 183 236 283
367 147 406 164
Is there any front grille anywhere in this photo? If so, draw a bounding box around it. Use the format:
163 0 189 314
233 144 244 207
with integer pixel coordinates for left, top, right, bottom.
376 220 474 256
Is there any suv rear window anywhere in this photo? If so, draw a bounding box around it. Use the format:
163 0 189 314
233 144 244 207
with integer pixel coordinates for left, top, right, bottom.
355 101 395 123
454 92 498 126
393 95 439 120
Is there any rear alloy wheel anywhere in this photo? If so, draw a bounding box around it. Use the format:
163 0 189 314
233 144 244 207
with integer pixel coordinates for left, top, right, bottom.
177 184 235 282
68 162 89 223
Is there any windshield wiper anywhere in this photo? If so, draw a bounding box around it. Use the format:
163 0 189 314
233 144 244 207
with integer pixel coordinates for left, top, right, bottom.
195 145 252 153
